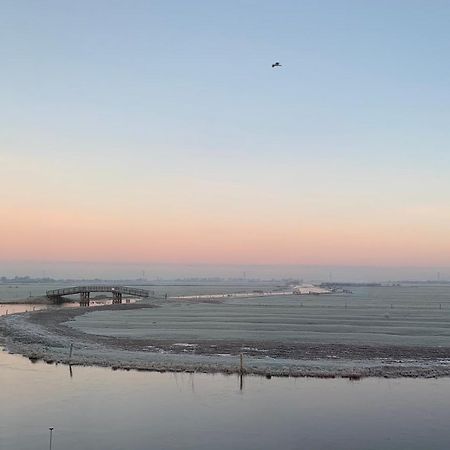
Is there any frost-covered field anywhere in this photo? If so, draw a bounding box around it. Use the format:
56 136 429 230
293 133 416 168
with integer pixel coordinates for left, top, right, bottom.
2 285 450 378
71 285 450 347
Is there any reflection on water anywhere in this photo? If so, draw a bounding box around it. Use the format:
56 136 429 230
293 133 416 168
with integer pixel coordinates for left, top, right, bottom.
0 303 47 315
1 347 450 450
0 299 135 318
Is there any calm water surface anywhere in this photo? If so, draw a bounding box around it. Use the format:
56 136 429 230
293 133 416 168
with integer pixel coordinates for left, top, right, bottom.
1 345 450 449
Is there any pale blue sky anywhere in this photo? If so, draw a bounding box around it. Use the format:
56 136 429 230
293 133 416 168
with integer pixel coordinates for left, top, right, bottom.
2 0 450 164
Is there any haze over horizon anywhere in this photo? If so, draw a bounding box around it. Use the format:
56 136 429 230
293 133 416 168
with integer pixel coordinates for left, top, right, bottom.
2 1 450 270
1 260 449 283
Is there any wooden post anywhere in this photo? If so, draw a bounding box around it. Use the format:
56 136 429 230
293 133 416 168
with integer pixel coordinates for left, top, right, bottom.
112 291 123 304
80 292 90 307
240 353 244 375
69 343 73 361
49 427 54 450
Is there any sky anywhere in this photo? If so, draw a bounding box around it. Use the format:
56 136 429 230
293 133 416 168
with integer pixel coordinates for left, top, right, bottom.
1 1 450 278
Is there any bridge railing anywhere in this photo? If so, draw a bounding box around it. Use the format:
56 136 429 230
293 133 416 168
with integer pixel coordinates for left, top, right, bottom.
46 285 152 298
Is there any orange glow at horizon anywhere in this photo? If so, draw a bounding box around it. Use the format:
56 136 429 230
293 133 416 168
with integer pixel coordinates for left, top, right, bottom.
2 203 450 267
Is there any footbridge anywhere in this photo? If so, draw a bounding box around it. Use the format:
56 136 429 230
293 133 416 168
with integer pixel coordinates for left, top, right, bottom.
46 285 152 306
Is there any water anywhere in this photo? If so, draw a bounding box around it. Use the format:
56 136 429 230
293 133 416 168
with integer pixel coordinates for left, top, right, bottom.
1 349 450 450
2 284 450 449
0 303 47 315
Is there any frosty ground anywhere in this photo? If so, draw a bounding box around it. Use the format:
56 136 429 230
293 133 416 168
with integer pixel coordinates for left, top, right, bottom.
2 286 450 378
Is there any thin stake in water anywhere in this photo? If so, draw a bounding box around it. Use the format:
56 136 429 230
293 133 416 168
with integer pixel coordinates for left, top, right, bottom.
49 427 54 450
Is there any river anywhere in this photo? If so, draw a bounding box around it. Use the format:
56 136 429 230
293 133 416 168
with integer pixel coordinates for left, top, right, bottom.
1 341 450 450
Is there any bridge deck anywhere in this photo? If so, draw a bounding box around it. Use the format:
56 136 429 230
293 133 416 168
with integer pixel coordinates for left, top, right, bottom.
46 285 151 298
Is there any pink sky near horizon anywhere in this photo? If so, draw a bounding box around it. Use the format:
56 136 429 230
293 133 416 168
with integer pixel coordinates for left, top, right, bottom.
2 198 450 267
2 150 450 267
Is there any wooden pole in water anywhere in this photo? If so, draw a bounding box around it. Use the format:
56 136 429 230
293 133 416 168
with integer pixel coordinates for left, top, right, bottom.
69 343 73 361
49 427 54 450
240 353 244 375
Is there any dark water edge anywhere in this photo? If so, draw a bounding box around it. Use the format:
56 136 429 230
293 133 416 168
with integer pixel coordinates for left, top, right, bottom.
1 347 450 450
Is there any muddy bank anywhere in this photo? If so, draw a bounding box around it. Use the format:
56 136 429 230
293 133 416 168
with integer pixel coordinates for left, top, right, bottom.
2 304 450 379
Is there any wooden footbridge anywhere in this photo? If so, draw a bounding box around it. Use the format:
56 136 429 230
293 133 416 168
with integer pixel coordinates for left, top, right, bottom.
46 285 152 306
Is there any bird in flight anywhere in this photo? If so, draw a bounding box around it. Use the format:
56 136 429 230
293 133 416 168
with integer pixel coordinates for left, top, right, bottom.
272 62 282 68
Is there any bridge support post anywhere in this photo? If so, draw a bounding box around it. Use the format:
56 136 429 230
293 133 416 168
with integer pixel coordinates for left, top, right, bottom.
49 295 63 304
112 291 122 304
80 292 90 307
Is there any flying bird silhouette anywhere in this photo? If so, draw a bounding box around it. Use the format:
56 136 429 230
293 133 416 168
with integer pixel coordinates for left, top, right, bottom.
272 62 282 68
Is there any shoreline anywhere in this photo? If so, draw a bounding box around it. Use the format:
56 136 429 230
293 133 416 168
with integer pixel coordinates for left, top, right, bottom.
2 304 450 379
0 296 55 305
